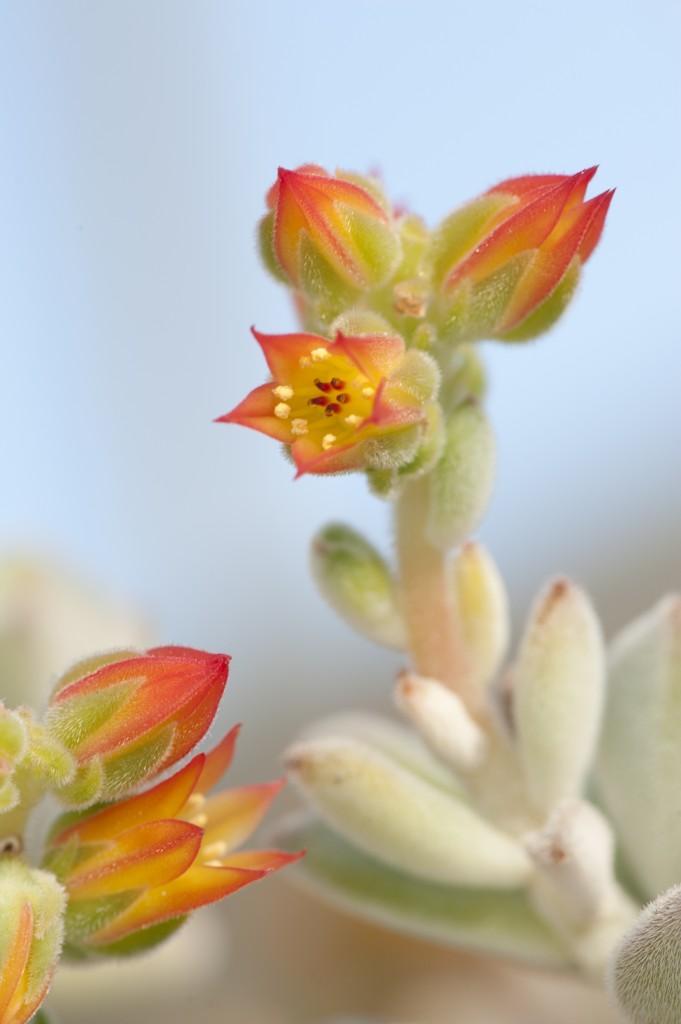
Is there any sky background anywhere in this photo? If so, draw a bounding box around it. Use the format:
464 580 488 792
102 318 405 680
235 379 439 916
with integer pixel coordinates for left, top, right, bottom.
1 0 680 783
1 3 680 1021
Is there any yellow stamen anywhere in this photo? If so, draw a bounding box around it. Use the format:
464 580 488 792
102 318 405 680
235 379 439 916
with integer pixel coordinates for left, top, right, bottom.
185 794 205 815
322 434 337 450
274 402 291 419
311 347 331 362
291 418 309 436
202 841 229 861
273 385 294 401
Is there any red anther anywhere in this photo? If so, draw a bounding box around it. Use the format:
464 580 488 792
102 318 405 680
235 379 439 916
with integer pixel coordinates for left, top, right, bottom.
330 377 345 390
308 396 329 407
314 378 332 393
336 393 350 404
325 403 341 416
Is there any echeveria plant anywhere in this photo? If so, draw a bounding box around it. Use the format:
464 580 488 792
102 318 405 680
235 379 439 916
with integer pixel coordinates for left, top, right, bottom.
223 164 680 1024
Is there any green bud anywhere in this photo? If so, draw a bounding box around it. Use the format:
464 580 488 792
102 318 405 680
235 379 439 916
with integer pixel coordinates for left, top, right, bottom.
310 524 406 650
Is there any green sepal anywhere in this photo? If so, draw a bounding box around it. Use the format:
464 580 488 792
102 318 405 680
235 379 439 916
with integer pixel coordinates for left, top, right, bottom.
45 680 138 751
0 707 27 761
343 207 402 288
429 193 515 288
64 916 187 961
50 649 139 699
437 253 531 346
62 890 140 947
275 814 571 970
98 724 174 798
310 523 406 650
257 210 288 284
498 258 581 342
298 233 358 308
0 775 19 811
53 757 103 807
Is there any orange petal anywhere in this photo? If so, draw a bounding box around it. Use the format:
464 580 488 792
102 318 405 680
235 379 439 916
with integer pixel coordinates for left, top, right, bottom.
89 863 267 943
225 848 304 872
334 331 405 381
250 328 331 382
197 725 240 793
445 174 579 291
498 189 614 332
201 779 286 853
65 820 202 898
0 902 32 1019
576 188 615 263
52 756 205 845
216 382 294 443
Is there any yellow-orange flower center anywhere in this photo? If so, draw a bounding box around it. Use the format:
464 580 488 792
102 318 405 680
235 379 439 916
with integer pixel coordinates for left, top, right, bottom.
272 346 376 451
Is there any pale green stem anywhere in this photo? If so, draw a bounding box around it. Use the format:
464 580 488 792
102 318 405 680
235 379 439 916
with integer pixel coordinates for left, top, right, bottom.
394 475 477 711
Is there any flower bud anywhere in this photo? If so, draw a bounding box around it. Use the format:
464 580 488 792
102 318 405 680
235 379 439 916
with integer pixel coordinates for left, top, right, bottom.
219 328 438 478
310 524 406 649
261 165 402 300
430 168 614 343
0 859 65 1024
44 646 230 803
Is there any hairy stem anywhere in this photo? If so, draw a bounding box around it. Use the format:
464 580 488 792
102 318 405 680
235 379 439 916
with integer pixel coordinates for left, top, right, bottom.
394 475 477 710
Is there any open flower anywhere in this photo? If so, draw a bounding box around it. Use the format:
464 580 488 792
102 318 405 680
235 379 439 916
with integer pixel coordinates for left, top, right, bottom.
261 165 402 295
431 167 614 342
44 646 230 803
219 328 439 476
43 725 300 956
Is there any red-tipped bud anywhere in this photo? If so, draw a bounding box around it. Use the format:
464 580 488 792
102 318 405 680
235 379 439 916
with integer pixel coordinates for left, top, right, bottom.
430 168 614 342
44 647 230 803
260 166 402 298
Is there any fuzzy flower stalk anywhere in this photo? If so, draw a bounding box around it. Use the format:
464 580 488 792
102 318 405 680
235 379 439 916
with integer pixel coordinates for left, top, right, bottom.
0 644 299 1020
222 163 681 1023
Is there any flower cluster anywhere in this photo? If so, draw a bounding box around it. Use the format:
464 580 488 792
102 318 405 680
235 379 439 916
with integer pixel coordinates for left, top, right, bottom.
221 164 612 483
0 645 298 1021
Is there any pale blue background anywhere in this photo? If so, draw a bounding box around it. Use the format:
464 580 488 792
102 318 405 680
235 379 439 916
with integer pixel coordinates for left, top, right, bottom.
1 0 680 776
